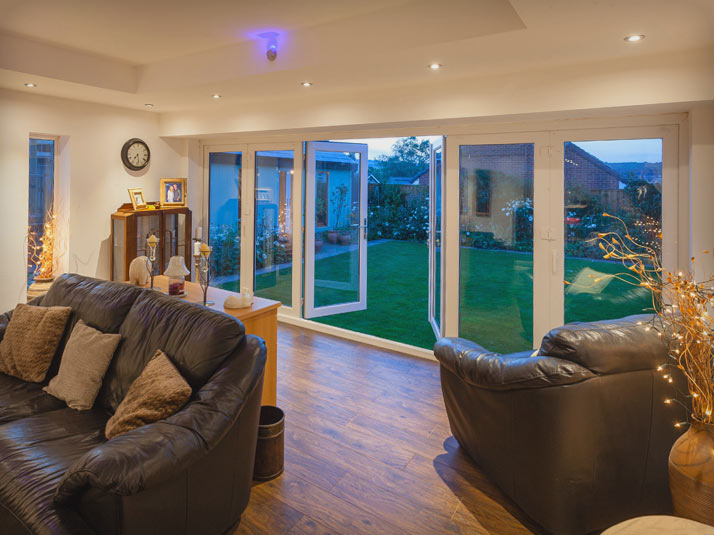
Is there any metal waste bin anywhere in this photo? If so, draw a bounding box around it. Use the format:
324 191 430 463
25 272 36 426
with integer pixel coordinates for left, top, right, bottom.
253 405 284 481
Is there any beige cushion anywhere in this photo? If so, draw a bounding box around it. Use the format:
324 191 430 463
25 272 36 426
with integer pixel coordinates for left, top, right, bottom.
0 303 71 383
105 349 192 440
44 320 121 410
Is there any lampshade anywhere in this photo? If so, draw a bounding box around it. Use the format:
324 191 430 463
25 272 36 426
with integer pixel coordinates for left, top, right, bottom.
147 234 159 247
164 256 190 277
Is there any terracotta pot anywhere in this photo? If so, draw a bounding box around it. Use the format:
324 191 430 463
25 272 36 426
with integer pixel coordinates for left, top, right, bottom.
314 239 323 253
326 231 338 244
27 277 55 299
669 420 714 526
338 233 352 245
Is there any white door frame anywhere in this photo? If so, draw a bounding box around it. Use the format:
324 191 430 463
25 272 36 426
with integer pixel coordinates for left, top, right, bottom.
428 139 445 338
444 132 551 346
304 141 368 318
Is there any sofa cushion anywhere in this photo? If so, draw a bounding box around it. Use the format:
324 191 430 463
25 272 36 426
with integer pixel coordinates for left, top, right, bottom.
41 274 143 380
0 303 71 382
105 349 191 439
538 314 668 374
0 408 107 535
0 373 65 424
45 320 122 410
99 290 245 412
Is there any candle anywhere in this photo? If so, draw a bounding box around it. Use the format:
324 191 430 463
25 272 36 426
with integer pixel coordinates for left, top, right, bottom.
195 226 203 240
193 241 201 256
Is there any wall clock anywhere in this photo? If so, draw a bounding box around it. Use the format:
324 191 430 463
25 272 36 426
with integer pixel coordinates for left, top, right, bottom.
121 138 150 171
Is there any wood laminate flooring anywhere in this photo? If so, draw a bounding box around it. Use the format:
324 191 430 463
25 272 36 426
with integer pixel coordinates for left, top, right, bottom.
234 324 544 535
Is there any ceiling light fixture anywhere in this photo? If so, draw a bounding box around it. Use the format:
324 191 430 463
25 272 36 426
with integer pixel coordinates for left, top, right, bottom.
624 34 645 42
24 82 37 87
144 103 154 108
428 63 442 70
301 81 313 87
212 94 222 99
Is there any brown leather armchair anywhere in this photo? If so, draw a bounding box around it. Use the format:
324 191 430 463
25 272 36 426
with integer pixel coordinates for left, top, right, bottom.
435 315 687 535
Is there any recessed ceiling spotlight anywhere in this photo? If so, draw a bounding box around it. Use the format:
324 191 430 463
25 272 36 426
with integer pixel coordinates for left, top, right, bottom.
301 81 313 87
624 34 645 42
144 103 154 108
428 63 442 70
24 82 37 87
212 94 222 99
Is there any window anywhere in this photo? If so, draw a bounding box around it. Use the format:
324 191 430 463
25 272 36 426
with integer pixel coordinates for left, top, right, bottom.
28 138 55 283
563 138 663 323
315 171 329 227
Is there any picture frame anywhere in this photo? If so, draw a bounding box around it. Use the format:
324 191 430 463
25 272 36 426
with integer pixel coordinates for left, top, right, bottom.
160 178 187 207
128 188 147 210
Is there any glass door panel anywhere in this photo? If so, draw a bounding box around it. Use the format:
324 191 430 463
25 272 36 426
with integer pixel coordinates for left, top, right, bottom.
255 150 294 306
458 143 534 353
429 141 444 338
208 151 242 291
305 141 368 318
563 138 662 323
163 212 187 272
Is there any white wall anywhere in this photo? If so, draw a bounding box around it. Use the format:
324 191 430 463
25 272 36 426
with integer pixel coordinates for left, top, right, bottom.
689 103 714 279
0 89 189 311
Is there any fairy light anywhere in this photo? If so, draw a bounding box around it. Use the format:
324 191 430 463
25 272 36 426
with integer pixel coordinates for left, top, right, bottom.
566 213 714 429
28 208 56 280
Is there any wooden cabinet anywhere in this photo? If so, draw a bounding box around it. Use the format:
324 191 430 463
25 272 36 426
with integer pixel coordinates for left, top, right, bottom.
111 204 192 281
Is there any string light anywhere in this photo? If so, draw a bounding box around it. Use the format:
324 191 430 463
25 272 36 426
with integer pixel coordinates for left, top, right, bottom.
28 208 56 280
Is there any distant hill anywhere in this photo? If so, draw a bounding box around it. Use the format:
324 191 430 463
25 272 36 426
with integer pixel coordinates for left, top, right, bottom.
606 161 662 183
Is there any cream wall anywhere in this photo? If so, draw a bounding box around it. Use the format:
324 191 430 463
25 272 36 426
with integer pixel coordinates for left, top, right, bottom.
0 89 191 311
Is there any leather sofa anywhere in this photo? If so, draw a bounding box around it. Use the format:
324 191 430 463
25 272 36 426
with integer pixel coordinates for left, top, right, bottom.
0 274 266 535
435 315 688 535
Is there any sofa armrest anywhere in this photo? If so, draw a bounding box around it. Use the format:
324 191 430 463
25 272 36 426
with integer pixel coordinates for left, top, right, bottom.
434 337 595 390
0 296 43 342
55 334 266 503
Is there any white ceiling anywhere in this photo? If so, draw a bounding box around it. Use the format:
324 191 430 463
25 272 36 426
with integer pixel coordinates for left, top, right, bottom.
0 0 713 113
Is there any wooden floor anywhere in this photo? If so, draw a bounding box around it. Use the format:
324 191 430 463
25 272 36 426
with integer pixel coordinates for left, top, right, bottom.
235 324 544 535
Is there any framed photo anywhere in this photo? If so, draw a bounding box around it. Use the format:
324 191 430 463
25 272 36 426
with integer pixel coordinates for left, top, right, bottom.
128 188 147 210
160 178 187 207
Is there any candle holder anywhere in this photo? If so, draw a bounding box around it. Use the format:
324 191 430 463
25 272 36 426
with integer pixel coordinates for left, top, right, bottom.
145 234 159 290
194 242 214 306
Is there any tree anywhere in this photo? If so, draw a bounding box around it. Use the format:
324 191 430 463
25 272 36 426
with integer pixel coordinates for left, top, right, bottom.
371 137 431 183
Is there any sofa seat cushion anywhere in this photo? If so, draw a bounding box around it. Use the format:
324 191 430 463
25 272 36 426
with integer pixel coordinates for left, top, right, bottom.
0 372 64 424
0 408 107 535
99 290 245 412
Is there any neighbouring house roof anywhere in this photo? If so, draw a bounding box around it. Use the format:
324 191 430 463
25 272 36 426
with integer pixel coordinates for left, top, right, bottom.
386 176 418 185
565 142 623 183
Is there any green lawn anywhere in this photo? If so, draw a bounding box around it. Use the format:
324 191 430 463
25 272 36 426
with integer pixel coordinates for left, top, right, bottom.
218 240 652 354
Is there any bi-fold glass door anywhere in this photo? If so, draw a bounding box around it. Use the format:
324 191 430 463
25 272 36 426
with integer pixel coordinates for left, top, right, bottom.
444 127 678 354
304 141 368 318
204 142 303 315
444 133 552 353
428 140 445 338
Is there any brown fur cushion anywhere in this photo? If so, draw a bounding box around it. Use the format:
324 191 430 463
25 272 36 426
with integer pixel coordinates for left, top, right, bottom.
0 303 71 382
105 349 191 440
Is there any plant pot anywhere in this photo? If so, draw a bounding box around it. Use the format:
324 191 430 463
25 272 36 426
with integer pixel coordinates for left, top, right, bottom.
27 277 55 299
314 238 323 253
669 420 714 526
338 233 352 246
326 231 338 244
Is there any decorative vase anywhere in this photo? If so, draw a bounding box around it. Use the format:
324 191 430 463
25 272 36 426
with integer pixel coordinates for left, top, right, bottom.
339 233 352 245
314 237 323 253
669 420 714 526
326 230 338 244
27 277 54 299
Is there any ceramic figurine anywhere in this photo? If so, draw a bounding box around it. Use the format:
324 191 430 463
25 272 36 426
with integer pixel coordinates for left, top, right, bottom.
129 256 150 286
